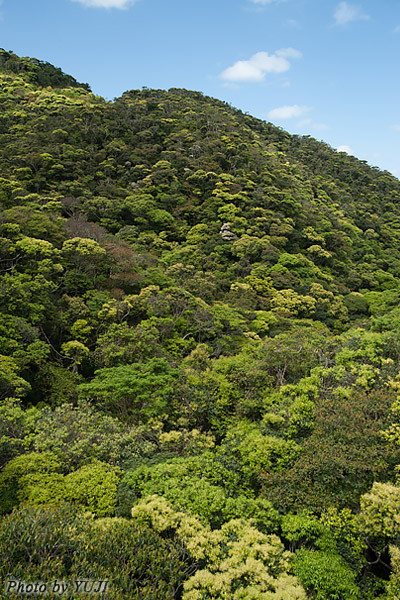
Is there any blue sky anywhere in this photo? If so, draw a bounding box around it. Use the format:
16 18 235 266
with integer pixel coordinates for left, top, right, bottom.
2 0 400 176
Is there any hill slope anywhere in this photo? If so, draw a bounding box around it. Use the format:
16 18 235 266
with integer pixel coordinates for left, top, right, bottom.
1 50 400 599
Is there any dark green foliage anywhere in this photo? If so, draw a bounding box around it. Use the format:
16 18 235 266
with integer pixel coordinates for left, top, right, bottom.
0 49 90 90
0 504 82 583
70 518 194 599
0 504 194 600
261 389 398 513
0 399 35 466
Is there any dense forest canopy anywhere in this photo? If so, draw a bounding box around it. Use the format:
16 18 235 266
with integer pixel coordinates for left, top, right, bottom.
1 49 400 599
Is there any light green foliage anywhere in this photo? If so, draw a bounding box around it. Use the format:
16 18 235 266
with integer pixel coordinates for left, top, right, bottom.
186 223 210 245
219 421 300 478
258 321 333 388
62 237 106 258
184 532 306 599
123 193 175 230
61 340 89 371
164 262 218 302
273 252 326 284
306 244 332 261
60 461 121 516
94 323 137 366
14 339 50 368
271 289 316 318
387 545 400 600
0 272 57 324
0 400 138 514
70 318 92 342
381 385 400 448
359 482 400 539
364 289 400 317
15 235 56 257
281 512 362 599
78 357 178 421
251 311 279 336
335 328 384 367
155 422 216 455
281 512 332 552
321 507 366 559
273 369 322 437
0 451 62 513
293 549 359 600
120 452 278 528
232 235 270 261
210 302 247 334
1 452 121 516
129 461 228 525
281 510 364 599
131 496 306 600
61 237 109 292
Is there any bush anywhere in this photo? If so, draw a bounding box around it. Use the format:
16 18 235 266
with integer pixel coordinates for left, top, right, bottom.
0 504 195 600
294 549 359 600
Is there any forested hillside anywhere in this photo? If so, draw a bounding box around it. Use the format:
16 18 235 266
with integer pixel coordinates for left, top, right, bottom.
2 49 400 599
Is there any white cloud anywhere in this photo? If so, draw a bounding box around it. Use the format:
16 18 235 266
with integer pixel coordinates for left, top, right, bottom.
393 125 400 132
275 48 302 59
267 104 313 120
71 0 135 8
334 2 370 26
337 145 353 154
394 25 400 33
220 48 302 83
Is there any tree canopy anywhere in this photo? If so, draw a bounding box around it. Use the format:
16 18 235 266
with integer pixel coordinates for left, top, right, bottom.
1 49 400 599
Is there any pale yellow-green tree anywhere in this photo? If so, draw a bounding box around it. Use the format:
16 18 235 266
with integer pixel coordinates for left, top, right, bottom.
131 495 306 600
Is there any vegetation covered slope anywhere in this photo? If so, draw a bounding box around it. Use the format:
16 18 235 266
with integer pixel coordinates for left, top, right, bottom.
2 49 400 599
